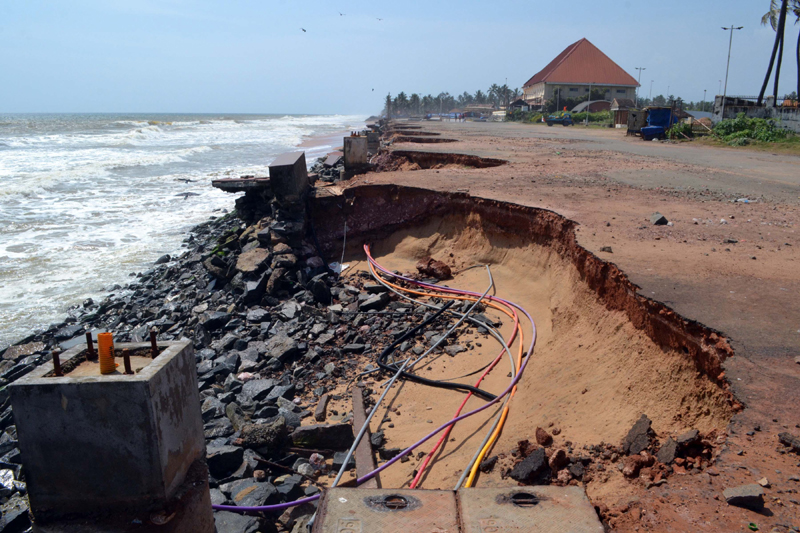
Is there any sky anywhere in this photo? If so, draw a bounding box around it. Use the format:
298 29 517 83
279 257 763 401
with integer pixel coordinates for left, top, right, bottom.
0 0 796 114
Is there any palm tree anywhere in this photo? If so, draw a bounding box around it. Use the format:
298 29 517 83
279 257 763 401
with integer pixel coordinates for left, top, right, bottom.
409 93 421 115
474 90 487 105
384 93 392 118
759 0 800 103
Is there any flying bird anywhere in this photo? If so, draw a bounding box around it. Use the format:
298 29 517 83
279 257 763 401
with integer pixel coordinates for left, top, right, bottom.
300 28 306 32
377 18 383 21
339 12 345 16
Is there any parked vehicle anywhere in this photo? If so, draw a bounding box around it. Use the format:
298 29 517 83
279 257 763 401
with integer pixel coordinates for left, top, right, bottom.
546 113 573 126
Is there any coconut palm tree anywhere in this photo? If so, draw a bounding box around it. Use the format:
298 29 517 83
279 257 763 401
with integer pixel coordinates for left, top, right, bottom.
409 93 421 115
759 0 800 103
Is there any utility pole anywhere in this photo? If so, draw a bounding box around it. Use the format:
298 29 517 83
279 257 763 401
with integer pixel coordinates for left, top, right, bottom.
649 80 654 102
721 25 744 120
585 82 593 126
635 67 646 106
702 89 707 112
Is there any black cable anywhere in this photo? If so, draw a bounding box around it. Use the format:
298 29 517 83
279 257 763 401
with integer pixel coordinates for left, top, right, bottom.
376 301 497 402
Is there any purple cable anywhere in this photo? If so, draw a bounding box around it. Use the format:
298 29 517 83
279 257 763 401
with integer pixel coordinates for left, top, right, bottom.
212 251 536 513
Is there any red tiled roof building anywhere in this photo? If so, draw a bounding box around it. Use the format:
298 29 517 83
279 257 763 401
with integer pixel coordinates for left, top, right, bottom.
522 38 639 107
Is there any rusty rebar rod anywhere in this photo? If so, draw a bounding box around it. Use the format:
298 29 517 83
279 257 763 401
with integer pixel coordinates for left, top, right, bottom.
122 349 133 375
85 332 96 360
150 329 158 359
52 349 63 377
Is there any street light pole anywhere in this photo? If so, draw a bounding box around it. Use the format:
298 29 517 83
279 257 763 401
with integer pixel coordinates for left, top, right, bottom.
585 82 593 126
649 80 654 102
635 67 646 106
703 89 707 112
721 25 743 120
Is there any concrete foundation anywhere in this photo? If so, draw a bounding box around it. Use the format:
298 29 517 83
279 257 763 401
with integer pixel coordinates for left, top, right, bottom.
269 151 310 204
366 131 380 153
10 339 212 531
343 136 369 176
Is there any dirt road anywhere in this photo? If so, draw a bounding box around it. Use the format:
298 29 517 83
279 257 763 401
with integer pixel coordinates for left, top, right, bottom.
345 121 800 532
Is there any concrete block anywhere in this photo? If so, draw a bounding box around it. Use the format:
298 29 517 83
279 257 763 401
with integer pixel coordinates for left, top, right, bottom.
10 340 209 526
269 151 309 204
343 137 368 173
366 132 379 153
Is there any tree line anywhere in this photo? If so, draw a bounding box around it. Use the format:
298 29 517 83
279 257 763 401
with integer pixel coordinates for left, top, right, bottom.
383 84 522 116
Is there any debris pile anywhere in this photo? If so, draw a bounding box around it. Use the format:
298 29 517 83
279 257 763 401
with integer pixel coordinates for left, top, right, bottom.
500 416 720 493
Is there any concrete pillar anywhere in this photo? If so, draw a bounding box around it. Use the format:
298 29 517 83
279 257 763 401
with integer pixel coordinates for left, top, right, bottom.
366 132 379 154
10 340 214 533
269 151 309 205
343 136 368 176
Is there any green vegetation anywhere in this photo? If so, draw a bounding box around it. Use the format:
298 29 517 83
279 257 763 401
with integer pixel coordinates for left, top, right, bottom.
713 112 795 146
570 110 612 125
383 83 521 116
667 122 694 140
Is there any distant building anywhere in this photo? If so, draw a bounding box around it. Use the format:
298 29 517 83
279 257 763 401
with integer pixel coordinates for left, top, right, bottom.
611 98 636 128
522 38 638 108
508 99 531 112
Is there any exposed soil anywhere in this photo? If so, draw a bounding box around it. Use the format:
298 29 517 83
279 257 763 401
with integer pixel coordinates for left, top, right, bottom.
309 185 736 509
392 136 458 144
388 131 441 136
371 151 506 172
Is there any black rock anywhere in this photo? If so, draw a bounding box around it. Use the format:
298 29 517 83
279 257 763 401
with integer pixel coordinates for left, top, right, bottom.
204 418 234 439
676 428 700 446
370 430 385 448
479 455 498 473
203 312 232 331
214 511 261 533
359 293 390 312
265 333 299 363
651 213 669 226
243 271 270 305
266 384 295 403
0 494 30 532
290 423 354 450
54 324 83 340
379 448 403 460
239 417 288 451
656 437 678 464
207 446 245 479
209 488 228 506
623 414 653 455
332 451 355 470
568 462 585 479
246 309 270 323
241 379 276 402
154 254 171 265
219 477 278 507
309 277 332 305
778 432 800 453
509 448 550 485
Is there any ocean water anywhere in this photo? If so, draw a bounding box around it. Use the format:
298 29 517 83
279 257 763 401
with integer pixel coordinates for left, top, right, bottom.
0 113 366 349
